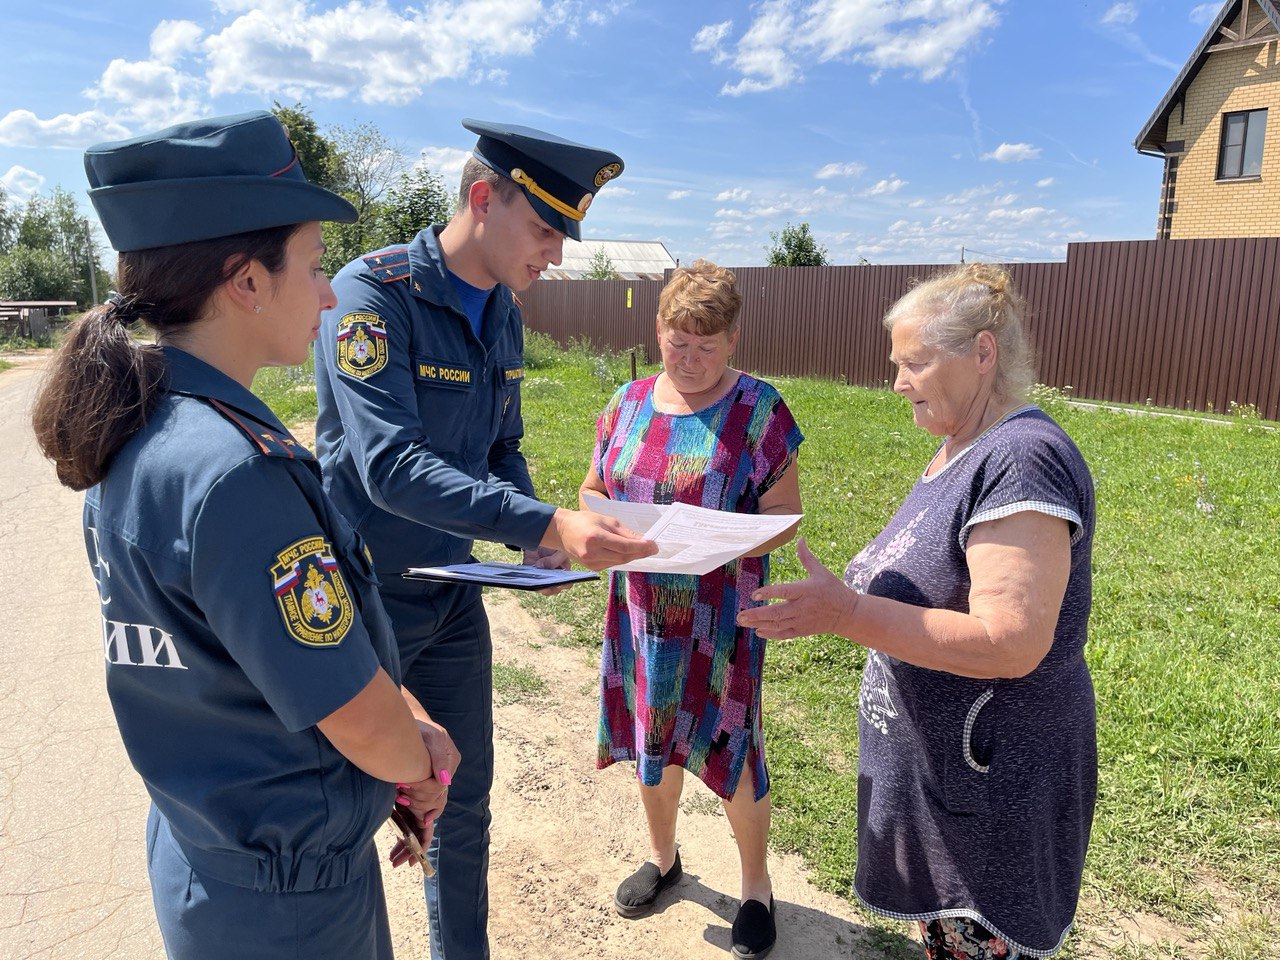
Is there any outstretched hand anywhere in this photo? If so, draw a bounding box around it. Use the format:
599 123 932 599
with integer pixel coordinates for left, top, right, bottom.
736 538 859 640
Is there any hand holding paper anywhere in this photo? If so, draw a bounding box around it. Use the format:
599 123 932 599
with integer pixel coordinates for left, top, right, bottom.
583 494 802 575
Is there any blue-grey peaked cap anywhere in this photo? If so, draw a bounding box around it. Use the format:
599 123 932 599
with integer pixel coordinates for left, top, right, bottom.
84 110 358 253
463 119 624 242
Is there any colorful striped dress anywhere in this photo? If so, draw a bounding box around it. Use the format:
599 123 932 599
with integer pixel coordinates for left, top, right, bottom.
592 373 803 800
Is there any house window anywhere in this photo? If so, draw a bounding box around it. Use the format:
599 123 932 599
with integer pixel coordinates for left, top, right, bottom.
1217 109 1267 179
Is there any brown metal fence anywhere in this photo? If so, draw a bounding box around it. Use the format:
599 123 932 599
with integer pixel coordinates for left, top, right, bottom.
518 238 1280 421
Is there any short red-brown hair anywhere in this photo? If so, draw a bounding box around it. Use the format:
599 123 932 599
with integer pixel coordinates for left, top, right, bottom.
657 259 742 336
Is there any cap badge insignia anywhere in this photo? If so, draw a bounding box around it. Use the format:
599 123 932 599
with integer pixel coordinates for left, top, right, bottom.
594 163 621 188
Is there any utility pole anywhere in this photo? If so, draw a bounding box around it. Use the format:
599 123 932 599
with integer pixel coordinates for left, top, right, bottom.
82 219 99 305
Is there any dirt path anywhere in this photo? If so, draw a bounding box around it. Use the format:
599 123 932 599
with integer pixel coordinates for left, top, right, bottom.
414 598 895 960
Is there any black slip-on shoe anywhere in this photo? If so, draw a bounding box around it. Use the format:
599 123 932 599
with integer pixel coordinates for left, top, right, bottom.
613 851 683 918
730 895 776 959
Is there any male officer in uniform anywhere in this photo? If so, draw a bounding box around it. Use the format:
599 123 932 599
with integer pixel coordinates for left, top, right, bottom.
313 120 655 959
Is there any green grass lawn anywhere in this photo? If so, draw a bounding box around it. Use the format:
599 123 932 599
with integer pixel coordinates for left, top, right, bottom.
257 334 1279 955
504 336 1280 955
0 359 13 373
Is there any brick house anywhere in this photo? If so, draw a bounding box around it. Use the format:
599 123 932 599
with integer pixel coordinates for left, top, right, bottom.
1135 0 1280 239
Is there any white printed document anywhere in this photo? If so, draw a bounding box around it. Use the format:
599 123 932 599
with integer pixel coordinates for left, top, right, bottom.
584 494 802 576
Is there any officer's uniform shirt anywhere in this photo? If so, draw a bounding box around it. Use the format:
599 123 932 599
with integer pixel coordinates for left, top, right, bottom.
314 225 557 580
85 347 398 893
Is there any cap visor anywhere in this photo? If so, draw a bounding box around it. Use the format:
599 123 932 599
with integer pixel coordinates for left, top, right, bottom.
525 192 581 242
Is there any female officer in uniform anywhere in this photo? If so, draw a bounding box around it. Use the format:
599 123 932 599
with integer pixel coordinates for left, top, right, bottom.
30 111 451 960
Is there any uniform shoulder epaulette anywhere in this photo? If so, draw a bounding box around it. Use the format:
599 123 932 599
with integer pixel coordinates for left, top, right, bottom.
206 398 316 461
363 246 411 284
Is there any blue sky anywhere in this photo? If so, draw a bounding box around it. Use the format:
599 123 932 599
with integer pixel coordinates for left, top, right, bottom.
0 1 1229 266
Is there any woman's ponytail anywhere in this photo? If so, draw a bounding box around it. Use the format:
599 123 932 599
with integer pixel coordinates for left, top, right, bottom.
30 221 298 491
31 299 166 491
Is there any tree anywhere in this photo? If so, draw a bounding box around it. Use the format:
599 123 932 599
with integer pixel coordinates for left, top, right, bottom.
0 246 75 301
315 121 409 272
377 166 454 246
272 102 344 193
3 187 107 305
270 103 452 274
0 185 18 255
332 121 407 223
15 195 57 252
582 248 620 280
766 221 829 267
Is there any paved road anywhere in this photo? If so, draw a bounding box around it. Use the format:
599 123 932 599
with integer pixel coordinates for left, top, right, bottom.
0 362 161 959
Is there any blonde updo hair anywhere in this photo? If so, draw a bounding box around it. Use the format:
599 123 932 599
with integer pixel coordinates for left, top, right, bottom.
883 263 1036 402
657 259 742 336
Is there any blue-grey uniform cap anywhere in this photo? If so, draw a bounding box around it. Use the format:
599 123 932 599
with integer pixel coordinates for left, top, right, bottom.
462 119 623 242
84 110 358 253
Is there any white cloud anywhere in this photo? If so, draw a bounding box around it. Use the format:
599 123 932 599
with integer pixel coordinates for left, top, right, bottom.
150 20 204 62
3 2 615 157
719 1 801 95
987 206 1049 223
203 0 550 105
1 165 45 201
1100 3 1138 26
815 161 865 179
0 109 131 148
845 182 1085 264
710 219 753 239
1036 176 1056 188
1189 2 1220 24
86 58 205 128
606 186 635 197
982 142 1042 162
692 20 733 62
698 0 1003 95
667 189 691 200
716 187 751 202
866 176 907 196
1096 4 1179 69
715 208 752 219
416 146 472 186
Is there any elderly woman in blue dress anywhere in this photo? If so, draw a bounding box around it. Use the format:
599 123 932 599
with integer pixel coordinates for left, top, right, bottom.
739 263 1096 960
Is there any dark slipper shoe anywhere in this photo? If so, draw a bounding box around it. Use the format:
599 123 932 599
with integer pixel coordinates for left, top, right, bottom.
614 851 683 918
731 896 776 959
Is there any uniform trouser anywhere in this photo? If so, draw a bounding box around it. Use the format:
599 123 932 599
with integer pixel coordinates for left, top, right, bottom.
146 806 393 960
382 580 493 960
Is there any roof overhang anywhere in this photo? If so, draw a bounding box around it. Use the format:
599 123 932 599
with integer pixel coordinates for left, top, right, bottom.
1133 0 1280 154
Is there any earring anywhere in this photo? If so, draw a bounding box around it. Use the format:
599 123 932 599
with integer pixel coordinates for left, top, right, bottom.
253 305 262 314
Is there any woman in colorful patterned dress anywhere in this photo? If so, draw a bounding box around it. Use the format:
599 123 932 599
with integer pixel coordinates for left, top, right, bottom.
740 264 1096 960
581 260 803 960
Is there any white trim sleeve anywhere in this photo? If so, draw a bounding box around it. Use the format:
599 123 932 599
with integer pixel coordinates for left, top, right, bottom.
960 500 1084 552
